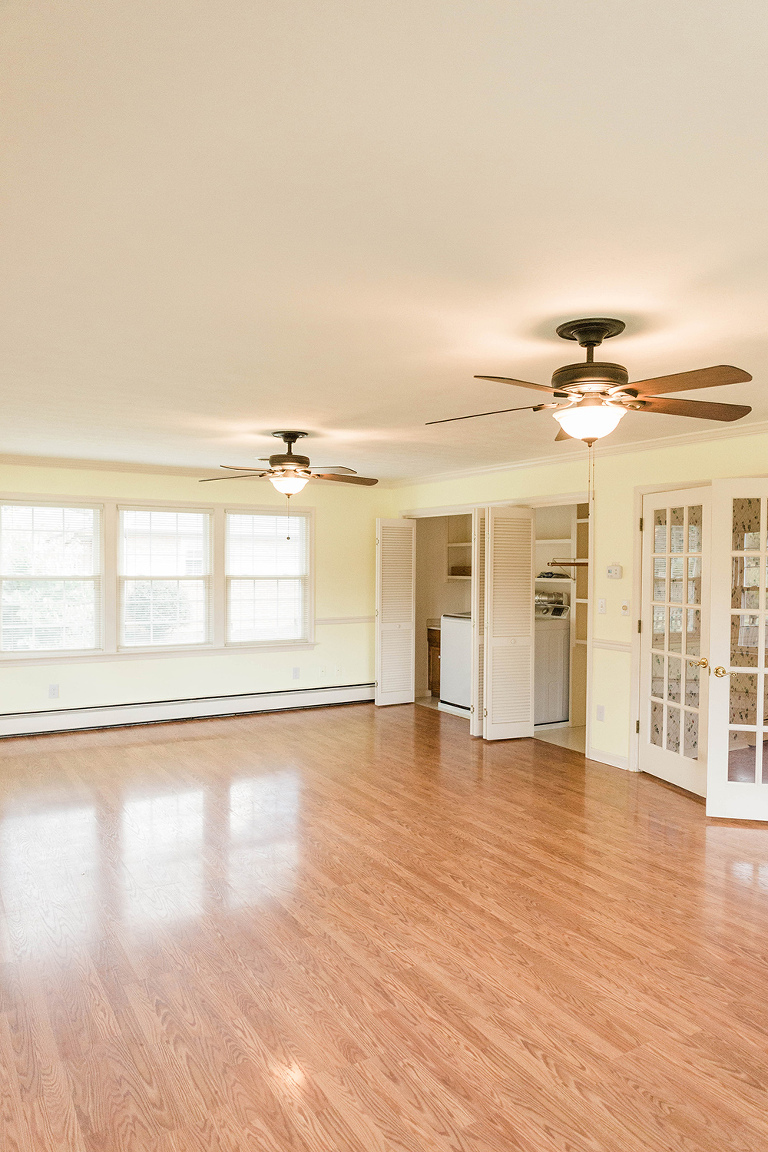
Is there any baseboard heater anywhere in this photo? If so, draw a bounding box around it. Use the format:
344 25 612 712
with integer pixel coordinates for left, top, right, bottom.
0 682 376 739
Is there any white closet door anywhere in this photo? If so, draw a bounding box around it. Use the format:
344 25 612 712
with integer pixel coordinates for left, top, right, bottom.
470 507 487 737
483 506 535 740
375 518 416 706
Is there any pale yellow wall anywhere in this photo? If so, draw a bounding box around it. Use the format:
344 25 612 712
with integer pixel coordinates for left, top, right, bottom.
382 428 768 765
0 462 379 713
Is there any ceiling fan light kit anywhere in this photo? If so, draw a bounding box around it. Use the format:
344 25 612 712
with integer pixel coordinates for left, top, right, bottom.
429 316 752 444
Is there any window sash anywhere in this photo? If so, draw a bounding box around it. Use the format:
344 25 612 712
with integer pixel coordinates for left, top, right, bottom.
0 502 102 653
118 508 213 649
225 511 311 645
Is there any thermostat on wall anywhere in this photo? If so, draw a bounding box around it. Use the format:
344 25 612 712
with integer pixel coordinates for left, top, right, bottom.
607 564 623 579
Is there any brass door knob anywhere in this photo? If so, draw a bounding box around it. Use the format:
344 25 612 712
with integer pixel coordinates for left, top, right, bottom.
687 658 709 668
713 666 729 678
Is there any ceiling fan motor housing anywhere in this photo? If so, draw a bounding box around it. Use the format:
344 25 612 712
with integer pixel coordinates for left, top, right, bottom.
551 360 630 393
269 452 311 469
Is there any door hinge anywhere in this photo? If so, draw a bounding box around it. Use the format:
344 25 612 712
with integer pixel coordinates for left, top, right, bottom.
636 720 640 734
483 709 487 718
470 705 474 714
639 517 644 532
637 619 642 633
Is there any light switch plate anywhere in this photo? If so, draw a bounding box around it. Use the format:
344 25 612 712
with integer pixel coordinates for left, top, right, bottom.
598 598 606 614
596 704 605 722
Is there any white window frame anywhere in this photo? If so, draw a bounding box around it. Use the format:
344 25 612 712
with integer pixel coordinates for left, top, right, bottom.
0 498 105 658
117 504 214 653
0 493 316 664
224 506 315 648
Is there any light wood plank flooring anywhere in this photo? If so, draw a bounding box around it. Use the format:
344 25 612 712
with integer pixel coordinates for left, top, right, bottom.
0 702 767 1151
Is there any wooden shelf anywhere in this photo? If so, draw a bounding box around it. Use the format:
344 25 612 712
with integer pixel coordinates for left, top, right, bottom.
447 541 471 548
535 537 571 545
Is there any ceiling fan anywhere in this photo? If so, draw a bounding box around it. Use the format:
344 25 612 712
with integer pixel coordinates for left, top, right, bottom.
200 431 378 494
427 318 752 445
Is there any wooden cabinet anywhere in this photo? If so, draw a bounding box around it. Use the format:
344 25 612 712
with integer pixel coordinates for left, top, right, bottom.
427 627 441 696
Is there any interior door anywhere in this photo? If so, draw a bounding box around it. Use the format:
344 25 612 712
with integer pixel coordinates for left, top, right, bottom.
706 480 768 820
375 518 415 706
483 505 534 740
470 507 487 737
639 489 711 796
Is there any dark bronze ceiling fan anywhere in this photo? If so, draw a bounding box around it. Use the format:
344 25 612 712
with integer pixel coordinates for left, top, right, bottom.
201 431 378 494
427 318 752 445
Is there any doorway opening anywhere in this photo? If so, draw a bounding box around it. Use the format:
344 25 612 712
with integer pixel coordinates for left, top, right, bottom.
414 513 472 719
532 502 589 756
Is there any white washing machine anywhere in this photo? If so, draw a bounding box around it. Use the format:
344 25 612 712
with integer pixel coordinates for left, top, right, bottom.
534 611 570 725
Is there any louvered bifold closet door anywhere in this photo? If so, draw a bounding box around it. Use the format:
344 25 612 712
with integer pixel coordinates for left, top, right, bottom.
470 507 487 737
483 506 535 740
375 518 416 705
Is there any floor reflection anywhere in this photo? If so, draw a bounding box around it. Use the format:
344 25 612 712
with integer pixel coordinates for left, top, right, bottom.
0 803 97 954
227 771 300 907
121 789 205 924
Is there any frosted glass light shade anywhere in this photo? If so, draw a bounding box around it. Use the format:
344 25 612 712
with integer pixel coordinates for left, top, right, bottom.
269 471 310 495
553 402 626 441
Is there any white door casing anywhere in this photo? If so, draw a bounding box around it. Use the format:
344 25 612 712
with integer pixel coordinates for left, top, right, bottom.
483 505 535 740
375 517 415 706
639 489 710 797
707 480 768 820
470 506 487 737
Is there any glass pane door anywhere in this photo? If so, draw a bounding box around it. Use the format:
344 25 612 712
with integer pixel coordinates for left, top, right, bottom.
707 483 768 820
639 489 710 796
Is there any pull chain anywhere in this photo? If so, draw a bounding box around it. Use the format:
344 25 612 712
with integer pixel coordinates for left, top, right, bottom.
285 493 291 539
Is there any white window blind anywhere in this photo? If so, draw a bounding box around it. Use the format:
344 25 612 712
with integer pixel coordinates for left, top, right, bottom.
119 509 212 648
0 502 101 654
0 503 101 652
226 511 311 644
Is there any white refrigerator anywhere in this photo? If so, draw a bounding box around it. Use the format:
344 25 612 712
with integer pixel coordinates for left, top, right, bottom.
439 613 472 712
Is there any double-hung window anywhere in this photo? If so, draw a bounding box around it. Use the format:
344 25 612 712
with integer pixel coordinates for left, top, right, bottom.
0 503 102 652
119 509 212 648
226 510 311 644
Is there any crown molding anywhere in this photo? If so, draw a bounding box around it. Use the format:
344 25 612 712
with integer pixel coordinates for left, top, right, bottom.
0 453 213 478
385 418 768 488
4 416 768 489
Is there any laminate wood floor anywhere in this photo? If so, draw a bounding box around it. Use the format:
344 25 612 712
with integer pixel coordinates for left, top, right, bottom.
0 702 767 1151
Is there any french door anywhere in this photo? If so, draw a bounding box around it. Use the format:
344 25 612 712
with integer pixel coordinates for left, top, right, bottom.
639 480 768 821
706 480 768 820
639 488 710 796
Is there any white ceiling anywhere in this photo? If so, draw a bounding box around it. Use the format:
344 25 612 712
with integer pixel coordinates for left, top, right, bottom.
1 1 767 480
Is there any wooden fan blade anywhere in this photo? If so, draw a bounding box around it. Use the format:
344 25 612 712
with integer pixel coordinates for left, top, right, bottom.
199 472 267 482
637 396 752 422
474 375 557 394
555 427 572 441
629 365 752 397
314 473 378 485
218 464 267 470
309 466 356 475
426 404 542 426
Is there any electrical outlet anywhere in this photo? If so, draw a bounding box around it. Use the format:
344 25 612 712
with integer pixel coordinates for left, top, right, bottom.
48 684 59 699
292 667 300 680
620 600 630 616
596 704 605 722
598 598 606 614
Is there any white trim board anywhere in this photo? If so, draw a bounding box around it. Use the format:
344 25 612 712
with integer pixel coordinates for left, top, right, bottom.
587 747 634 772
0 683 375 738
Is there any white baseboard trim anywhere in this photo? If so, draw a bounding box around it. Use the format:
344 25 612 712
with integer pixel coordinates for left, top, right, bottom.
0 683 375 738
587 746 636 772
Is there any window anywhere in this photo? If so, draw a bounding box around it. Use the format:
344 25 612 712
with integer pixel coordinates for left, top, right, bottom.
119 509 212 648
226 511 311 644
0 503 101 652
